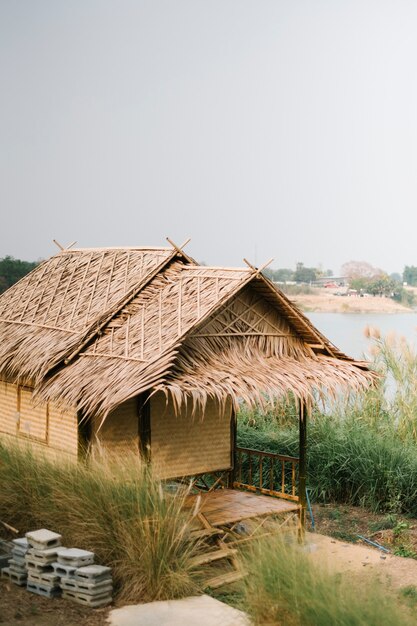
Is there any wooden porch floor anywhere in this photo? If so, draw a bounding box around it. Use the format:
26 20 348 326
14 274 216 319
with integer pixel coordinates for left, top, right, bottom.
186 488 300 527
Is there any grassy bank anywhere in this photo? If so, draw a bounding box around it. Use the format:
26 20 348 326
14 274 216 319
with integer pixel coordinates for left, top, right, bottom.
238 415 417 515
0 443 201 603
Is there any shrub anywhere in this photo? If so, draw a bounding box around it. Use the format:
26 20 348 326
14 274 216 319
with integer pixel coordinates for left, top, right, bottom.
0 442 201 602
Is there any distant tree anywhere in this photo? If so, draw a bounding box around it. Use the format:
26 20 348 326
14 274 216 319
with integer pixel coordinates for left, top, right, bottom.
390 272 402 283
403 266 417 286
341 260 384 280
350 274 397 297
0 256 39 294
293 262 316 284
263 268 294 282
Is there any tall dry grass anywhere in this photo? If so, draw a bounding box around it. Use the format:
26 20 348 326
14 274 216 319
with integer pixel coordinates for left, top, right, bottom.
0 442 202 602
240 532 413 626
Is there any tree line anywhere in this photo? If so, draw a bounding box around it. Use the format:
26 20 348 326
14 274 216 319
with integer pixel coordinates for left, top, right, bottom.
265 260 417 306
1 255 417 304
0 256 39 294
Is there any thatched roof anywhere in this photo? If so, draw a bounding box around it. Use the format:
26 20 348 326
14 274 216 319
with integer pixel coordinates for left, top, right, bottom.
0 244 375 418
0 246 184 384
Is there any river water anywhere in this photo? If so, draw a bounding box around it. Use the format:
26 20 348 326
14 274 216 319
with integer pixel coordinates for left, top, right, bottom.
306 313 417 360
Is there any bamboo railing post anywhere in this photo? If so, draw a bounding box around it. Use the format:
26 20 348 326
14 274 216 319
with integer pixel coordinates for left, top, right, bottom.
259 454 263 489
298 400 309 535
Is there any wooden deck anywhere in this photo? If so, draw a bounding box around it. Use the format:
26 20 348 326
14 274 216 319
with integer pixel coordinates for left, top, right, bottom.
186 488 300 527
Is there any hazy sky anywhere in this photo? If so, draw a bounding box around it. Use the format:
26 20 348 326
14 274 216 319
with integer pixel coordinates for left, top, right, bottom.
1 1 417 275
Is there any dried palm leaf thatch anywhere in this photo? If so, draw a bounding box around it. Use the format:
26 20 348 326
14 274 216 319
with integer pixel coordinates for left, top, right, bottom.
37 261 250 414
37 258 376 420
0 247 178 384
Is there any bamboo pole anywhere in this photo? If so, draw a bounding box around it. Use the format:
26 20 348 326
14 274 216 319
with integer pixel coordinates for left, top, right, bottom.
298 400 308 538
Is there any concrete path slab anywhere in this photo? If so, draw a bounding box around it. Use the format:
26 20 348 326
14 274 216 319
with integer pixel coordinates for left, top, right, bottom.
107 594 249 626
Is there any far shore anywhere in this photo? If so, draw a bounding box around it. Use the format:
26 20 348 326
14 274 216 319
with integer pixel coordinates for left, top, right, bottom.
289 289 416 314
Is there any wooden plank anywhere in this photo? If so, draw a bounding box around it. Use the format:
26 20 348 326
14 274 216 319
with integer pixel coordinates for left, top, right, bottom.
188 488 300 526
190 548 236 567
205 570 246 589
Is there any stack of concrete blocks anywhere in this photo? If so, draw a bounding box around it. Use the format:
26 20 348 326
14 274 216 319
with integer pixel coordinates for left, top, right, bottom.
58 550 112 608
1 527 113 608
25 529 63 598
0 539 13 570
1 537 29 586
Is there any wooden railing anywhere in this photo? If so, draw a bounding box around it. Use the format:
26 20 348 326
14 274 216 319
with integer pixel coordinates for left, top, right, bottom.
233 447 299 502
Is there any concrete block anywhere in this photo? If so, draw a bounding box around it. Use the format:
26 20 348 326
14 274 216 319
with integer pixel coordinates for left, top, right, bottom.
61 576 112 595
8 560 27 575
75 564 111 581
25 555 54 573
1 567 27 586
10 553 26 566
26 529 61 550
1 539 13 568
12 537 29 550
51 561 77 577
62 589 112 608
0 554 11 569
27 581 62 598
12 546 29 559
1 566 11 579
27 546 63 564
28 571 60 585
57 548 94 568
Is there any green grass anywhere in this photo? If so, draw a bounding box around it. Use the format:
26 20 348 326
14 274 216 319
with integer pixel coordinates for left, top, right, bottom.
0 442 202 603
238 411 417 515
240 532 413 626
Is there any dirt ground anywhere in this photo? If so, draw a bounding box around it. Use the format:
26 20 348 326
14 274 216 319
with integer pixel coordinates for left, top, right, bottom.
291 289 412 313
2 504 417 624
312 503 417 559
0 579 110 626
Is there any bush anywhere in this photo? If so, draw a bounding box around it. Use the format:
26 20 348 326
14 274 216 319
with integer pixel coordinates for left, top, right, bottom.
0 442 201 602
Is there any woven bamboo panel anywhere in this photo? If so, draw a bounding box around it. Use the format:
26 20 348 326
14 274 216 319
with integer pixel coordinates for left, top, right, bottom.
18 388 48 441
0 431 77 463
48 403 78 457
91 397 138 455
0 380 19 435
150 392 232 479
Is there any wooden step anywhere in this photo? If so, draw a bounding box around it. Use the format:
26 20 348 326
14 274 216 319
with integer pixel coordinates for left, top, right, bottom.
189 528 225 540
190 548 237 567
204 570 247 589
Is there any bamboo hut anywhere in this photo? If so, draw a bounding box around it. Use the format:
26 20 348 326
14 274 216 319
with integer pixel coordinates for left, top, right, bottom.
0 241 374 533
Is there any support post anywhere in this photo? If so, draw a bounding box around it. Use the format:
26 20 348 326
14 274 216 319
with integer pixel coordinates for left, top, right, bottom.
298 400 308 537
77 410 92 460
228 407 237 488
137 392 151 464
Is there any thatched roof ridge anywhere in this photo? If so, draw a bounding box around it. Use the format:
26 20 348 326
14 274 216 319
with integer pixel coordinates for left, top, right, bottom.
0 246 185 384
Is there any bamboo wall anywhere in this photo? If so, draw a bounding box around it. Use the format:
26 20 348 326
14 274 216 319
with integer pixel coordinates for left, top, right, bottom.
150 392 232 479
91 397 139 456
0 380 78 460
